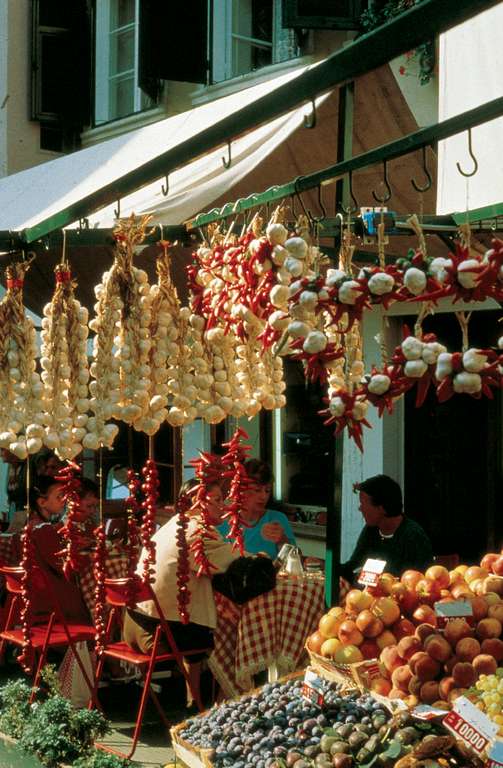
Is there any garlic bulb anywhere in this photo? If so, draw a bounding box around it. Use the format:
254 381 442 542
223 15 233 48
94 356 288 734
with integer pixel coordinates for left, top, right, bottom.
429 257 452 284
404 267 427 296
266 223 288 246
367 374 391 395
0 261 45 457
303 330 328 354
338 280 360 305
285 237 308 260
89 216 152 445
404 359 428 378
457 259 482 289
421 341 446 366
367 272 394 296
462 348 487 373
40 263 92 459
435 352 453 381
401 336 424 361
453 371 482 394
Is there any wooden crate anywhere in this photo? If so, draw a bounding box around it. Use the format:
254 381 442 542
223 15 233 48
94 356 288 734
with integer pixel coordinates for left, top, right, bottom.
305 644 382 692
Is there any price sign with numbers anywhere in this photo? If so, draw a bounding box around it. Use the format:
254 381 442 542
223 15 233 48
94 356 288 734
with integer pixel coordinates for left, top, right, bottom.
358 558 386 587
488 739 503 768
302 668 325 708
443 697 497 754
434 600 474 628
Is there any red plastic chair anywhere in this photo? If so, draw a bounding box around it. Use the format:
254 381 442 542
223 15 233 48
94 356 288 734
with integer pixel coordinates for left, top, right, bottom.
0 565 98 704
92 576 212 759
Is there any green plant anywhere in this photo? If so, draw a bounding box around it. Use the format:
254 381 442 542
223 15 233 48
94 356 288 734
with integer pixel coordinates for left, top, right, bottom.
0 678 33 739
73 751 132 768
19 695 110 767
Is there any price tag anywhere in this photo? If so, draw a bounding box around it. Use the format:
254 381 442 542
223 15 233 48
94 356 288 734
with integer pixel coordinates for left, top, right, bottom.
488 739 503 768
302 668 325 708
434 600 474 628
358 558 386 587
412 704 448 721
443 697 498 754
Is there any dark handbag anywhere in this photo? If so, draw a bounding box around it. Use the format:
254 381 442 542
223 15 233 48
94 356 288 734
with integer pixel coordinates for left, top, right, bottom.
212 556 276 604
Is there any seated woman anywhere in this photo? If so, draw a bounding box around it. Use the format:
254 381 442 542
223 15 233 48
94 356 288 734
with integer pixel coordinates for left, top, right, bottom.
27 476 90 624
123 478 241 707
218 459 296 559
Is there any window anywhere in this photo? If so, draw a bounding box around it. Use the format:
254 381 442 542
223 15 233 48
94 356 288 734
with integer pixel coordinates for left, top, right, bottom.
95 0 154 124
212 0 274 83
282 0 364 29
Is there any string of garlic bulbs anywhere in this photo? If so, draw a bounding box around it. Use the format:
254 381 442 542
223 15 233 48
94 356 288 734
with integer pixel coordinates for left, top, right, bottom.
39 262 90 459
87 215 152 448
0 261 45 459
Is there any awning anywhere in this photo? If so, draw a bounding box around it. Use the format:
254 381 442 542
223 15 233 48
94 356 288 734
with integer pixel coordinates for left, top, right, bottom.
0 63 320 235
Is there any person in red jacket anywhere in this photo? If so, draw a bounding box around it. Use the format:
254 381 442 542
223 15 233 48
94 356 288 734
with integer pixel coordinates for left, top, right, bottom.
28 476 90 623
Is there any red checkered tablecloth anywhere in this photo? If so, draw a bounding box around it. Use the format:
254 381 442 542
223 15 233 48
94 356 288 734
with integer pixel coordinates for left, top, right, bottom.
79 554 129 615
208 574 326 699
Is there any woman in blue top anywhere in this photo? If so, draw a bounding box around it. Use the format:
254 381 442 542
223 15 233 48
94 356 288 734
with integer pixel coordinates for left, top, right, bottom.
218 459 296 559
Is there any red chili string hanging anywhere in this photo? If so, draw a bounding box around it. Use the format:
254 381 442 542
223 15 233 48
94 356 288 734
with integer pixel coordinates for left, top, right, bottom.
139 458 159 585
220 427 253 555
18 525 35 673
175 489 193 624
188 452 221 578
92 523 108 656
55 461 85 578
124 469 141 606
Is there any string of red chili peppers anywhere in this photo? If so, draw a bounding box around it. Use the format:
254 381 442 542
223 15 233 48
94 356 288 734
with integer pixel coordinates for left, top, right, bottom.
220 427 252 555
139 459 159 586
18 525 35 673
93 522 108 656
55 461 86 578
124 469 141 606
175 489 193 624
188 452 221 578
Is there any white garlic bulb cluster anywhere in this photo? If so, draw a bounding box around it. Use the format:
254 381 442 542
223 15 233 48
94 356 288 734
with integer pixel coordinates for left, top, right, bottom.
435 350 487 395
165 308 203 427
203 327 244 422
88 219 154 448
0 262 45 459
401 336 446 379
39 264 91 459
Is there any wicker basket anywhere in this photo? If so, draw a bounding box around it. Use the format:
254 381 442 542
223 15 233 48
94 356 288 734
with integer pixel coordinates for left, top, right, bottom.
305 643 382 692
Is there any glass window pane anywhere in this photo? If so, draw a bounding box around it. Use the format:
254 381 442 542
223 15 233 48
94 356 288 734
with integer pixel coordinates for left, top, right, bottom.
232 0 272 42
232 38 272 77
110 74 135 118
298 0 352 14
38 0 71 28
110 0 135 29
110 28 135 75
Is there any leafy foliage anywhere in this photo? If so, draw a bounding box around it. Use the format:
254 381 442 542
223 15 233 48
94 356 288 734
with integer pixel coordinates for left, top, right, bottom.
19 695 110 767
0 678 32 739
73 751 132 768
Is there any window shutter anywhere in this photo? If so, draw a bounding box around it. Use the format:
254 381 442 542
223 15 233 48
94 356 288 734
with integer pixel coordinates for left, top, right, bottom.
31 0 91 127
139 0 208 93
281 0 364 30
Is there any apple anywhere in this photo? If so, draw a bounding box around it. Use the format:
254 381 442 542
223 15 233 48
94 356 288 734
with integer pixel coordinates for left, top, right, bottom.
481 553 500 573
376 630 397 650
415 578 441 605
328 605 346 619
372 597 401 626
333 644 363 664
355 609 384 638
307 631 325 654
338 619 364 646
391 618 416 641
321 637 342 658
491 555 503 577
425 565 450 590
319 613 344 639
377 573 397 595
470 596 489 621
360 639 380 660
412 604 437 626
345 589 373 613
370 677 391 696
401 570 424 591
465 566 488 584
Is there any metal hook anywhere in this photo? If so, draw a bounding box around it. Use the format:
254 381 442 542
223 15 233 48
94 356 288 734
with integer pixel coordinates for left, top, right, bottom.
290 193 298 221
161 175 169 196
341 171 359 214
294 177 312 224
114 199 121 219
372 160 392 203
456 128 478 178
308 184 327 223
222 141 232 169
411 146 432 192
304 98 317 129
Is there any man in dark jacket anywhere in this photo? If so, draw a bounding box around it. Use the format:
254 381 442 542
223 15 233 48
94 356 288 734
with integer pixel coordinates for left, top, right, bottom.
341 474 433 583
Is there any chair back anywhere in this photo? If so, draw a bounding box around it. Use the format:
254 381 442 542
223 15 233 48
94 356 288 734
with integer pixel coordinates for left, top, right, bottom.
0 566 24 595
104 576 151 607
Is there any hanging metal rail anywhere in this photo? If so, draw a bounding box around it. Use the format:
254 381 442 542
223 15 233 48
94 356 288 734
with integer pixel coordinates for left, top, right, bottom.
15 0 502 244
187 95 503 229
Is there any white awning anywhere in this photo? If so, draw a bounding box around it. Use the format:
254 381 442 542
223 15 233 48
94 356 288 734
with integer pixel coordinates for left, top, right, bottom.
0 62 326 233
437 4 503 214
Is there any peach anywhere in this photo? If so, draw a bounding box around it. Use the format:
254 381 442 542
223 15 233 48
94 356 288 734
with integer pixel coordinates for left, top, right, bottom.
307 631 325 654
360 640 380 660
483 576 503 596
452 662 477 688
416 623 437 643
488 604 503 623
415 654 441 682
472 654 498 676
409 650 428 674
408 675 422 696
476 617 502 640
425 565 450 590
465 566 489 584
397 635 422 661
481 637 503 661
413 605 437 627
338 620 364 646
401 570 424 590
380 645 402 673
444 656 459 675
448 687 467 704
424 634 452 663
355 610 384 638
370 677 392 696
470 596 489 621
376 630 397 651
345 589 373 613
438 676 456 700
320 637 342 658
319 613 344 639
372 597 401 626
391 618 416 641
391 664 414 692
444 618 473 648
455 637 481 662
420 681 440 704
485 592 502 607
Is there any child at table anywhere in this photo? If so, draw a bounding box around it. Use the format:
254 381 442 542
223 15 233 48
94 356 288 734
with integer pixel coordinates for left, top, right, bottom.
27 476 90 623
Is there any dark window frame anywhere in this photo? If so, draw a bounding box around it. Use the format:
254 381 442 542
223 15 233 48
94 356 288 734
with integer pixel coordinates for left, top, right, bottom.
281 0 364 30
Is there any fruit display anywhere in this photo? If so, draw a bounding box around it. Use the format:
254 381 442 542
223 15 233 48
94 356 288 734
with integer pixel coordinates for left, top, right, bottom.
470 669 503 735
307 562 503 705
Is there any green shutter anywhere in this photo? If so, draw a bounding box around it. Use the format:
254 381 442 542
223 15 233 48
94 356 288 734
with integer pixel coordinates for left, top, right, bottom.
282 0 364 30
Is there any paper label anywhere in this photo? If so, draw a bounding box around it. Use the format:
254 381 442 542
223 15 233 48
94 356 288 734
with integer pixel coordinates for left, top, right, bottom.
488 739 503 768
443 697 498 754
412 704 448 721
358 558 386 587
302 668 325 708
434 600 474 628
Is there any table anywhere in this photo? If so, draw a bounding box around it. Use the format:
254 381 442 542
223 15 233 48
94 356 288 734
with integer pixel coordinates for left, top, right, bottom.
209 573 325 699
